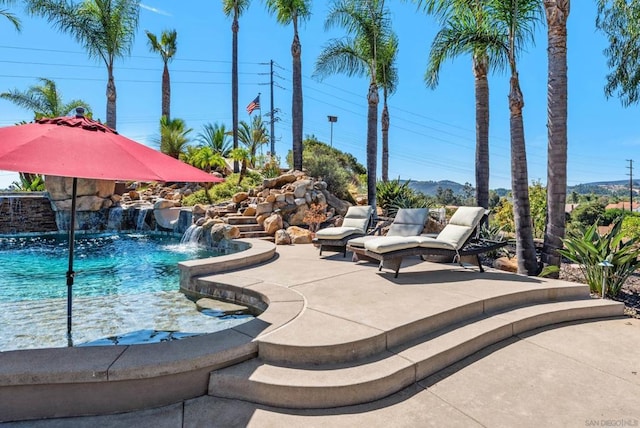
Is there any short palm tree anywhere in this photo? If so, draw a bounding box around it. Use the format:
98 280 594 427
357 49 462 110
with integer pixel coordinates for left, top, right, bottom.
314 0 392 218
264 0 312 172
183 145 226 173
27 0 139 130
223 0 251 173
1 0 21 30
157 116 192 159
0 77 92 120
238 115 269 167
145 29 177 121
197 122 232 157
230 147 250 185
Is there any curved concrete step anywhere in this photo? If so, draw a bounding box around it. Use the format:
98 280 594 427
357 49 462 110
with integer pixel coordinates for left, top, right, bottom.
209 298 623 409
257 283 593 366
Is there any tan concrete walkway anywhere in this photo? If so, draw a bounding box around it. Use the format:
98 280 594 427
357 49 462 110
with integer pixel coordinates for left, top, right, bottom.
6 244 640 427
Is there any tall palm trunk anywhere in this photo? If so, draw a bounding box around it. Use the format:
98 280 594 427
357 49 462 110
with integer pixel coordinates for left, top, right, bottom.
292 17 304 171
473 54 490 210
162 62 170 120
367 81 379 215
509 73 538 275
232 16 239 173
106 67 116 129
542 0 569 273
381 87 389 182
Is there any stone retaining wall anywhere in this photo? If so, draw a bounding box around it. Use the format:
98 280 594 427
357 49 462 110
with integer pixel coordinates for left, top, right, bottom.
0 194 58 234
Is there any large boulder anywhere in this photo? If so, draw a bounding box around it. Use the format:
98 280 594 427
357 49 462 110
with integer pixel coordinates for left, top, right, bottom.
45 176 115 200
274 229 291 245
263 173 297 189
287 226 313 244
321 189 350 216
263 213 283 235
233 192 249 203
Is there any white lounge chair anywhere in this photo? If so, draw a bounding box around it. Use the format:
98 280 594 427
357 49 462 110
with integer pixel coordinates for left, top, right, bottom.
346 207 430 261
313 205 373 257
363 206 506 277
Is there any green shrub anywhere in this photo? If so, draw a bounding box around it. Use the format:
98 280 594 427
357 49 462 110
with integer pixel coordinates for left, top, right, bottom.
304 154 353 202
555 219 640 297
622 215 640 239
182 172 263 206
600 208 626 226
570 201 605 228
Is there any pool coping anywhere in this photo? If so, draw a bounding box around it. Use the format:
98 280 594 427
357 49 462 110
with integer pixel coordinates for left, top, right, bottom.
0 238 302 422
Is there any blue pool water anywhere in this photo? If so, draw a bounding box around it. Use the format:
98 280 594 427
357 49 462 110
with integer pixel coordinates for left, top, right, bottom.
0 233 253 351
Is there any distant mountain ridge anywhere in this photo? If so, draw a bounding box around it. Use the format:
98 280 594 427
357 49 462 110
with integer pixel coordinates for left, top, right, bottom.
403 179 637 197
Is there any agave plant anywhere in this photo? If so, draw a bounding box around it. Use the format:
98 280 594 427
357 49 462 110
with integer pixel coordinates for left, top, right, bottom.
555 219 640 298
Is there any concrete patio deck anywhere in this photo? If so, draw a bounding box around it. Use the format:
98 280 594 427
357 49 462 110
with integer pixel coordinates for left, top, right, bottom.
3 242 640 427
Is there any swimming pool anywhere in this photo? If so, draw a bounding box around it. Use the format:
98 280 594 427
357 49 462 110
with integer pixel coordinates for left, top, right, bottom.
0 233 253 351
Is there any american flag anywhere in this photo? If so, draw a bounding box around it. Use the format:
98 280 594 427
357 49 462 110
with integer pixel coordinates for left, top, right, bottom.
246 95 260 115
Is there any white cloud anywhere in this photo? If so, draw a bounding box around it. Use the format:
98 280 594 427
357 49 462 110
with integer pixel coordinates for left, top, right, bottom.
139 3 171 17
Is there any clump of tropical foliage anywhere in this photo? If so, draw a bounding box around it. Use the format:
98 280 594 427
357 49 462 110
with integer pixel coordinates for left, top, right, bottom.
544 219 640 298
12 173 45 191
376 178 433 217
181 171 263 206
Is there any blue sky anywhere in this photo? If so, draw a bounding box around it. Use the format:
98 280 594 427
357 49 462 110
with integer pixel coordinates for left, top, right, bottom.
0 1 637 191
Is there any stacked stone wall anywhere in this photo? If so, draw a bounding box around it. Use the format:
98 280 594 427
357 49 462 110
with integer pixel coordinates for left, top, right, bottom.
0 194 58 234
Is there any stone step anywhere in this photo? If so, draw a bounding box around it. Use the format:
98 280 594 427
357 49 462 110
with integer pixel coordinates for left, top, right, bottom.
208 298 623 409
256 283 593 366
234 224 265 233
240 231 271 239
225 216 258 225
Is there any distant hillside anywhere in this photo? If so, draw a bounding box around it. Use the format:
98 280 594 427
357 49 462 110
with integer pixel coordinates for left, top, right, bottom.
405 180 465 196
568 180 639 196
402 179 638 197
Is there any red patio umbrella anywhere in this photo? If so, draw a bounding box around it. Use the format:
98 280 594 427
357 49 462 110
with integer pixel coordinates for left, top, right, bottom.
0 109 223 345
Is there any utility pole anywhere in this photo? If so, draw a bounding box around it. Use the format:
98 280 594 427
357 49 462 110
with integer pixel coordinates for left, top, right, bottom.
270 60 275 158
628 159 634 212
327 115 338 147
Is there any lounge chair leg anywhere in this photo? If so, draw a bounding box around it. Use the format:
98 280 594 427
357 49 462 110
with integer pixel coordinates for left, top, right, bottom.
319 246 323 256
476 255 484 272
378 261 383 272
343 247 347 257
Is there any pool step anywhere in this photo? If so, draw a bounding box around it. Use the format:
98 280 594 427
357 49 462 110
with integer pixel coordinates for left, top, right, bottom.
208 298 623 409
224 215 271 239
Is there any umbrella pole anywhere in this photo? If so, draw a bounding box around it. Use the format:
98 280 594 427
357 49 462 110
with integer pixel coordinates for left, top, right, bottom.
66 177 77 347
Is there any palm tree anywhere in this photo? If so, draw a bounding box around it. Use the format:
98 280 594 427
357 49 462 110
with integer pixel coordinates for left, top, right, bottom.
223 0 251 173
378 31 398 183
491 0 542 275
0 77 92 119
27 0 139 130
157 116 192 159
1 0 21 30
183 145 226 173
230 147 250 185
238 115 269 167
314 0 392 217
418 0 500 212
264 0 312 172
541 0 570 274
197 122 232 157
145 29 177 121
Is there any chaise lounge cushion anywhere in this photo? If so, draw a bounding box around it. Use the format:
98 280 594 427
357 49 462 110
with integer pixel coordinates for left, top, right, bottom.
315 205 373 240
348 208 429 249
387 208 429 236
364 236 423 253
316 226 363 240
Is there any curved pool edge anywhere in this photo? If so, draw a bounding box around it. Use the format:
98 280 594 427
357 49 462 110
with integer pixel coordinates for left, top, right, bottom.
0 238 305 423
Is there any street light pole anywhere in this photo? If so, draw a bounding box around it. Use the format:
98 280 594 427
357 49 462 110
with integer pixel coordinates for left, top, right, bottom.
327 115 338 147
